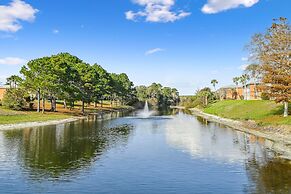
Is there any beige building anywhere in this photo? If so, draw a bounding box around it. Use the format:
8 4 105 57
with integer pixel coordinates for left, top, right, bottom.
0 85 9 100
217 83 264 100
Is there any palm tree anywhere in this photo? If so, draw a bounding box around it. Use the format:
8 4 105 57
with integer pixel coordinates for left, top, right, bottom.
6 75 23 88
232 77 240 99
240 74 250 100
211 79 218 91
245 64 261 99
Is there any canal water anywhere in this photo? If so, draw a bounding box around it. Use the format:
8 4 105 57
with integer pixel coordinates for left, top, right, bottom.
0 110 290 193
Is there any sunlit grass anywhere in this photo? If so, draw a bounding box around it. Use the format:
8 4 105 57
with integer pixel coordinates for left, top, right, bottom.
204 100 291 125
0 111 71 125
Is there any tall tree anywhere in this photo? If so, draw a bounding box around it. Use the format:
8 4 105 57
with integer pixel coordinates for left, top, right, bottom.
73 62 95 114
248 17 291 117
20 57 52 113
49 53 83 110
136 85 148 101
6 75 23 89
211 79 218 91
240 74 250 100
233 77 240 99
92 64 111 107
245 64 262 99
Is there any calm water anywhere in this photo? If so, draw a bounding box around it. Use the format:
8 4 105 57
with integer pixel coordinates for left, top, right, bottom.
0 110 290 194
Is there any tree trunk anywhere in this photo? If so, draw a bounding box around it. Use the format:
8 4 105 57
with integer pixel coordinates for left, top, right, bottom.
42 95 45 114
94 102 97 108
51 97 56 112
81 99 85 115
37 89 40 112
63 99 67 109
50 97 53 112
101 99 103 107
254 82 257 99
283 101 288 117
244 85 247 100
205 96 208 106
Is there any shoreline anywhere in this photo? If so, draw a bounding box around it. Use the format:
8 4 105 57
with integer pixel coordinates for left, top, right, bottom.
0 106 135 131
188 108 291 160
0 117 83 131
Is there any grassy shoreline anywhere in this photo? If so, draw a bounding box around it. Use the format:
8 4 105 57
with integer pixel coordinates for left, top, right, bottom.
0 102 134 125
203 100 290 126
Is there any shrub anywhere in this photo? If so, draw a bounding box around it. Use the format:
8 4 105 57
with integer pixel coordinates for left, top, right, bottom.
2 88 29 110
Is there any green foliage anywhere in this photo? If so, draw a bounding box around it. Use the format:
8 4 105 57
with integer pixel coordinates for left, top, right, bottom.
6 75 23 88
180 87 217 108
135 83 179 107
17 53 137 113
110 73 136 105
180 96 198 108
2 88 31 110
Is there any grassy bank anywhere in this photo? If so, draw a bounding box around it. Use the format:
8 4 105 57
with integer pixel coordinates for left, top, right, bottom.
0 101 134 125
0 107 72 125
203 100 290 125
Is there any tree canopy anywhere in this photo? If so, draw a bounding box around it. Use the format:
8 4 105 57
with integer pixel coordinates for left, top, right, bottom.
7 53 138 113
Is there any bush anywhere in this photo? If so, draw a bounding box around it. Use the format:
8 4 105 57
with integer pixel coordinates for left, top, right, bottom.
2 88 29 110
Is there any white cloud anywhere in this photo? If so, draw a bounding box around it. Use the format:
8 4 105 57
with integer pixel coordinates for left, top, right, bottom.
145 48 164 55
0 0 38 32
0 57 26 65
202 0 259 14
53 29 59 34
126 0 191 23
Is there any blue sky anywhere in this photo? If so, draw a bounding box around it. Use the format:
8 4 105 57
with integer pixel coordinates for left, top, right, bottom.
0 0 290 95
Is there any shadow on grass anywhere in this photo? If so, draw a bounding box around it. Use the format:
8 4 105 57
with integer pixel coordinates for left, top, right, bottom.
270 103 291 116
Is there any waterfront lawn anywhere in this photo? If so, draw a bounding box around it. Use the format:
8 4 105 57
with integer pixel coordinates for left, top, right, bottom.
0 101 133 125
0 107 72 125
203 100 291 125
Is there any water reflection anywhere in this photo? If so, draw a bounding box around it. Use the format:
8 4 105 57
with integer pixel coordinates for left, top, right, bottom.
165 111 291 193
0 110 290 193
245 157 291 194
2 112 133 180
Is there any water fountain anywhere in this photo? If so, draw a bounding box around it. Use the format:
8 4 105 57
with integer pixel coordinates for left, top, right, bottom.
138 100 154 118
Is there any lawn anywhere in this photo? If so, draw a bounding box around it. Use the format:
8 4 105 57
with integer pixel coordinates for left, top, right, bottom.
203 100 291 125
0 107 72 125
0 101 133 125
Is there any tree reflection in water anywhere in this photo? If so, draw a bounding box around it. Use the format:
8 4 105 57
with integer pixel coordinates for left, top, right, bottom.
168 111 291 193
3 112 133 180
245 156 291 194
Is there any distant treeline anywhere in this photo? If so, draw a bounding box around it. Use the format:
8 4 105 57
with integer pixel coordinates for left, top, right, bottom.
136 83 179 107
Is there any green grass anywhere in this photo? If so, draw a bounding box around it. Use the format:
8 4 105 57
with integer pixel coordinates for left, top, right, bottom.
0 107 72 125
203 100 291 125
